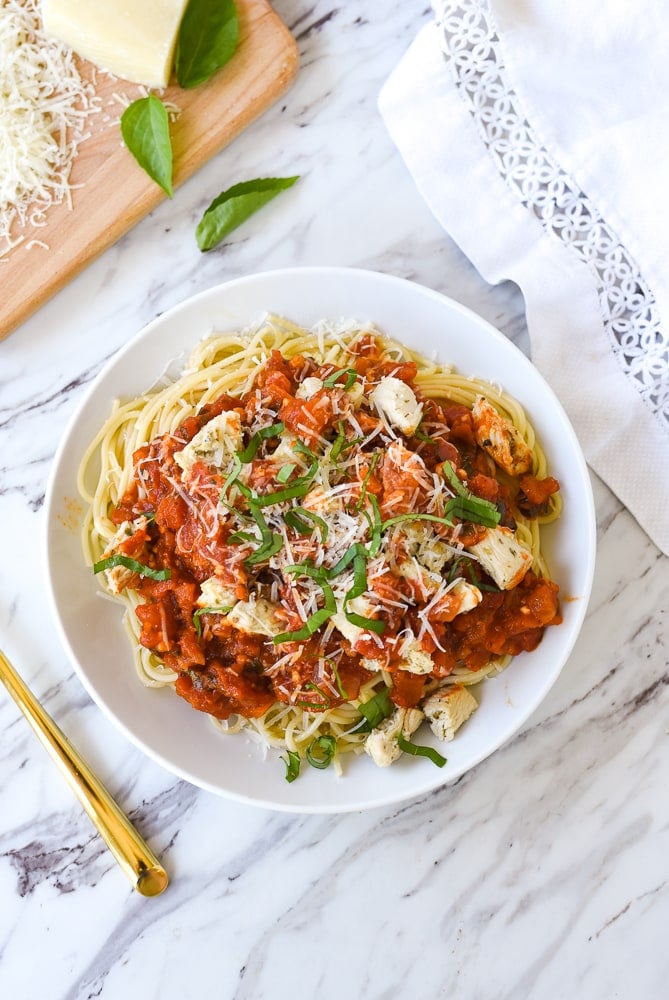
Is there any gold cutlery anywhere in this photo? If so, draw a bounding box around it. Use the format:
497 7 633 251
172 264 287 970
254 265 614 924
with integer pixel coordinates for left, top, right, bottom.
0 649 168 897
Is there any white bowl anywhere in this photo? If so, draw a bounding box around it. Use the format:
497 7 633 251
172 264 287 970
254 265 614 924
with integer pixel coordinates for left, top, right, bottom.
44 267 596 812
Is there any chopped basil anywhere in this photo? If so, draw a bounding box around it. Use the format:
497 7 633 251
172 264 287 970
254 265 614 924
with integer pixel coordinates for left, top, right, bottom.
277 463 296 483
220 453 243 498
253 479 312 507
196 176 299 252
175 0 239 89
283 507 329 541
414 428 435 444
192 605 233 637
354 688 394 732
252 451 319 508
345 549 368 601
355 450 381 511
330 421 347 461
447 556 499 592
237 422 285 463
329 659 348 700
120 95 173 198
293 440 318 462
381 502 498 534
244 539 283 567
397 733 447 768
283 509 312 536
323 368 359 390
294 698 328 712
440 463 500 526
273 568 337 643
279 560 327 583
441 460 468 497
273 603 334 643
327 542 367 579
282 750 301 783
330 427 362 465
281 548 385 637
366 493 383 557
227 530 258 544
344 610 385 634
444 495 500 529
93 554 171 581
296 682 332 712
306 735 337 769
243 504 282 566
341 550 386 635
381 511 456 532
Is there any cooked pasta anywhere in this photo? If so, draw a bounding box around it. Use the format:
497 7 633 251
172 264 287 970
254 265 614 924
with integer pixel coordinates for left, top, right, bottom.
78 315 562 779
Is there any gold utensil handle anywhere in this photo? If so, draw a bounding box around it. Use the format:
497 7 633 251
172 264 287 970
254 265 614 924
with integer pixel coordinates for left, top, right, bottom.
0 649 168 897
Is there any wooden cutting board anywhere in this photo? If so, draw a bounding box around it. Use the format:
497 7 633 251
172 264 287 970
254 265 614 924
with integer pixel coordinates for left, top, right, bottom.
0 0 298 342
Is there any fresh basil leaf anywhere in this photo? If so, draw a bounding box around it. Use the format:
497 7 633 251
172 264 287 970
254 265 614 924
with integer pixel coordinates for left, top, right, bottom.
306 735 337 769
236 421 285 463
440 461 501 526
273 571 337 644
243 503 283 566
444 495 500 528
196 176 299 251
284 507 329 541
93 554 171 581
282 750 301 783
192 605 233 637
175 0 240 89
283 509 313 536
120 96 173 198
414 428 435 444
354 450 380 510
296 683 332 712
323 368 358 390
397 734 447 768
354 688 394 733
441 460 468 497
277 463 296 483
344 610 385 635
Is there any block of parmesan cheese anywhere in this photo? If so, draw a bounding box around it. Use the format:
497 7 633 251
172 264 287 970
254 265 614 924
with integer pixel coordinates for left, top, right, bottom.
41 0 190 88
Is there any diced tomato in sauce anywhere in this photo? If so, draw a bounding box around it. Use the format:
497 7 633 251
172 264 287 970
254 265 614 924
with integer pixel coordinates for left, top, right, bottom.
104 338 562 726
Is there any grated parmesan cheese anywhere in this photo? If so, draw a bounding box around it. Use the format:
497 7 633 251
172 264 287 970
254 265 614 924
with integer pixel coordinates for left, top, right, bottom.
0 0 100 258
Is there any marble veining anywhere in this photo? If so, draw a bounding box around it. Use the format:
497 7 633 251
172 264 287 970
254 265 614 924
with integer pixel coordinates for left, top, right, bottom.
1 2 667 999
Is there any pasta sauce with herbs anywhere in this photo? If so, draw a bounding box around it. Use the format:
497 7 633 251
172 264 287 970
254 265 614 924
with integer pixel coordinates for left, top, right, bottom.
82 317 562 777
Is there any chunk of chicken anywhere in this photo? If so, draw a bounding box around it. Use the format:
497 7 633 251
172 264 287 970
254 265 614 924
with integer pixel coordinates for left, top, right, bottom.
227 597 283 637
396 640 434 675
364 707 424 767
331 596 378 648
471 395 532 475
467 526 532 590
197 576 237 609
174 411 243 478
427 579 482 622
399 522 452 575
371 376 423 435
422 684 478 742
295 377 324 401
101 516 149 594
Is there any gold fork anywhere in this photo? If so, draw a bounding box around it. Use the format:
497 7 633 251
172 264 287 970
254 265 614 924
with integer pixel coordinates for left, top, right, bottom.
0 649 168 897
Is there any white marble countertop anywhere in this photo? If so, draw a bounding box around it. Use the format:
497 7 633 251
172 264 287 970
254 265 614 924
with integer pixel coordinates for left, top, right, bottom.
1 3 667 998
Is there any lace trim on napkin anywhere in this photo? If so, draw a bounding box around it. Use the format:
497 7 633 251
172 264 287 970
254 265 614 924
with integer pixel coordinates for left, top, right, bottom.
433 0 669 432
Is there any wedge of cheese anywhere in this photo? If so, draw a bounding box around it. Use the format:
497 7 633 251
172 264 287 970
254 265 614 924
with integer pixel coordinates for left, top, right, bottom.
41 0 190 88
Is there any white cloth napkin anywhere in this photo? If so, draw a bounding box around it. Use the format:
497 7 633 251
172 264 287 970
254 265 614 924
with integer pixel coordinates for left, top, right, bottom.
379 0 669 556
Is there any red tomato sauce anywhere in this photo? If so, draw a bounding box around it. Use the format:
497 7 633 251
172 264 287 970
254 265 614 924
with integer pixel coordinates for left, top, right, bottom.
105 339 562 722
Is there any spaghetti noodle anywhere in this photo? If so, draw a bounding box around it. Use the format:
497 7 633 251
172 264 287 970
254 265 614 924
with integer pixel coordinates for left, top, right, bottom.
78 315 562 779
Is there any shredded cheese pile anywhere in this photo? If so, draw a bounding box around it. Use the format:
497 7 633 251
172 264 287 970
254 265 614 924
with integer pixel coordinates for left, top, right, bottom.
0 0 99 258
